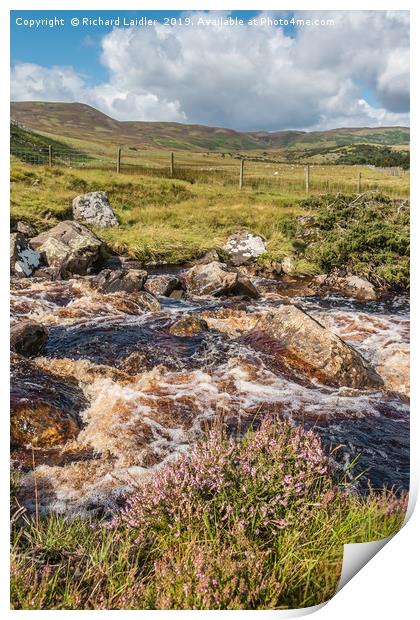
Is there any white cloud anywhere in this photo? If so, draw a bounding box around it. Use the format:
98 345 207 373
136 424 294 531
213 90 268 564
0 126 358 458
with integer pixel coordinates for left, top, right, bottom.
10 10 410 131
11 63 85 102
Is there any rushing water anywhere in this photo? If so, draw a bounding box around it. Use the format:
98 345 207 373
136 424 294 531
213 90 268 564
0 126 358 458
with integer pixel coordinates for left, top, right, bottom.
10 273 409 515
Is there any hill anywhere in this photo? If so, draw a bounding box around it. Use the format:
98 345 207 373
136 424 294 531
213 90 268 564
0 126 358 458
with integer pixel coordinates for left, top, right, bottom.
10 122 91 164
10 101 410 153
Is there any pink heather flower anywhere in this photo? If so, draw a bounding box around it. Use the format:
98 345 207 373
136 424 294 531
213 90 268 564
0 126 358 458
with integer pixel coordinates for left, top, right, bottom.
111 416 332 542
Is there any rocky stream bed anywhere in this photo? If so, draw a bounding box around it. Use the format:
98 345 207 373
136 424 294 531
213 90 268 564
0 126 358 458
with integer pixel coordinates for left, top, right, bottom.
10 194 410 517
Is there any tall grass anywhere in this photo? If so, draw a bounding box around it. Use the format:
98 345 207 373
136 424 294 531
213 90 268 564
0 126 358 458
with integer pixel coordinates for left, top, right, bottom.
11 418 407 610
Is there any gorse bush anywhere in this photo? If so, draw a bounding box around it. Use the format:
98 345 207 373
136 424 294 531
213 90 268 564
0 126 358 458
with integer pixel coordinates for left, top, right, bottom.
11 418 407 610
285 193 410 289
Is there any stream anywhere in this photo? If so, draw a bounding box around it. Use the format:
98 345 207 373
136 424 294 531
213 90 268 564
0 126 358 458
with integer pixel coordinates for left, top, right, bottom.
11 272 410 516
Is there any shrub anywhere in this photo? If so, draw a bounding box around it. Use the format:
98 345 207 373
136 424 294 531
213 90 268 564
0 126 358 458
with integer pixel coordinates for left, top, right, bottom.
288 193 410 289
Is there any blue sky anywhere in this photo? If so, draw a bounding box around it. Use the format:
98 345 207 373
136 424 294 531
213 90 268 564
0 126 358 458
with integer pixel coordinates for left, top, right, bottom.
10 10 409 131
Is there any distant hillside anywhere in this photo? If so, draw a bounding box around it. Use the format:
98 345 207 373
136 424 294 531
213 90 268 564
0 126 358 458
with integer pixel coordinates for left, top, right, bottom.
11 122 91 164
10 101 410 153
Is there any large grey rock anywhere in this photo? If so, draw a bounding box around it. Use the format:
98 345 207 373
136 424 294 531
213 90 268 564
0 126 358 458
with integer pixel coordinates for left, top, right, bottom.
313 274 377 301
255 304 382 389
339 275 377 301
10 233 41 277
10 321 48 357
184 261 259 298
72 191 119 228
225 231 266 266
31 221 103 277
94 269 147 294
144 274 183 297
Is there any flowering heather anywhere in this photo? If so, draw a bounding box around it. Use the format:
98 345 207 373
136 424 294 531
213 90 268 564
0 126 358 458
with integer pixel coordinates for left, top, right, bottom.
114 417 332 540
11 417 408 610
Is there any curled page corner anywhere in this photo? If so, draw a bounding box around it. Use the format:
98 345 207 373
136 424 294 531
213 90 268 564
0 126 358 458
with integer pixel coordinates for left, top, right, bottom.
337 536 393 592
336 482 416 596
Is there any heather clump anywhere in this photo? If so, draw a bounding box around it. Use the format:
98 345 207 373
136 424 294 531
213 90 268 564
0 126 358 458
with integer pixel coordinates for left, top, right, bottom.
114 417 333 542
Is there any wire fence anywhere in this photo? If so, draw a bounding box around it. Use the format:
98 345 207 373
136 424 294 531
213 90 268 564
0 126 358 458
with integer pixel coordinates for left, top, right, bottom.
11 146 410 197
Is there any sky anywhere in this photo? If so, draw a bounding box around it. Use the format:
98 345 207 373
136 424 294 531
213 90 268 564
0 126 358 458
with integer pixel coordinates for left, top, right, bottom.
10 10 410 132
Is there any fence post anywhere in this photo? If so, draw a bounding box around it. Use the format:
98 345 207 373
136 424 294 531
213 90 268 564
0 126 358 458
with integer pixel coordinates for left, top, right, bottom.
116 147 121 173
48 145 52 167
170 152 174 177
357 171 362 193
239 159 244 189
305 164 310 193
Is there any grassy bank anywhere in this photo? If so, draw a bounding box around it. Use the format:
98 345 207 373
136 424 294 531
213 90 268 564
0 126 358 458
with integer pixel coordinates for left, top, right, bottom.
10 161 409 285
11 419 407 610
11 160 304 266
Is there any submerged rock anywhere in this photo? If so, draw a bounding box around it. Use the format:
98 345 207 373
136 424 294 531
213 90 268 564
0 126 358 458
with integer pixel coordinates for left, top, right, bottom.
254 304 383 389
72 191 119 228
31 221 103 277
94 268 147 294
144 274 183 297
169 316 209 337
225 231 266 266
11 321 48 357
201 307 261 337
10 354 86 448
10 232 41 277
184 261 259 298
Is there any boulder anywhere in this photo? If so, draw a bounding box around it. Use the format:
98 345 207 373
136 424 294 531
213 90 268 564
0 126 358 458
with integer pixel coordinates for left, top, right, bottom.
254 304 382 389
11 354 86 448
169 316 209 337
281 256 296 275
313 273 377 301
184 261 259 298
144 274 183 297
225 231 266 266
31 221 103 277
234 275 260 299
94 269 147 294
10 233 41 277
339 275 377 301
137 292 163 312
14 221 38 237
72 191 119 228
194 250 221 265
11 321 48 357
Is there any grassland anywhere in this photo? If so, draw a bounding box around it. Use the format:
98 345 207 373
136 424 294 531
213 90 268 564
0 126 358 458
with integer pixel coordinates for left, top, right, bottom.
10 151 409 275
10 159 306 266
11 419 407 610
